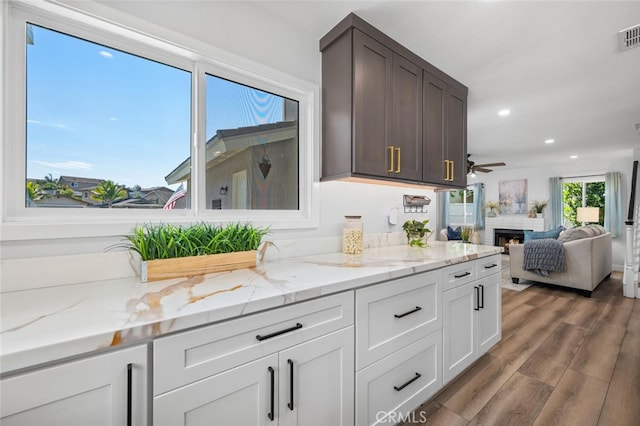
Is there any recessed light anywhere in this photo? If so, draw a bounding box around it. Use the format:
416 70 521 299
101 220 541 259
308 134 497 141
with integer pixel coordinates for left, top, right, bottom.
570 155 578 159
544 139 555 144
498 109 511 117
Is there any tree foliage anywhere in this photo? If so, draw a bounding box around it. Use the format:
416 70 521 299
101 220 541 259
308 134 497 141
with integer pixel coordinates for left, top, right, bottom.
91 180 127 207
26 181 44 201
562 181 605 226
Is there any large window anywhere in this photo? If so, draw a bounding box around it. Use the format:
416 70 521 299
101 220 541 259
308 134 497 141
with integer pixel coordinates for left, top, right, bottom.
562 177 605 226
26 24 192 209
4 2 315 239
200 74 298 210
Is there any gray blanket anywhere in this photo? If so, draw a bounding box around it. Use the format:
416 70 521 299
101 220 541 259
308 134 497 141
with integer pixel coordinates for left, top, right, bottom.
522 238 565 276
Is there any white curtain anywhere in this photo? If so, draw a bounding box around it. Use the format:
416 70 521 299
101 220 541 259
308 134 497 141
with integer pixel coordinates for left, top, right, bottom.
604 172 622 237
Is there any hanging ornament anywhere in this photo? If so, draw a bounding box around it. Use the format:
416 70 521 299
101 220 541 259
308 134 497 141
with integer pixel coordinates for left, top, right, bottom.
257 145 271 179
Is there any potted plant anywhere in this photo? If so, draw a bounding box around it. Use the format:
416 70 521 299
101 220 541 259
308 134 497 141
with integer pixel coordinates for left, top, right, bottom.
532 200 548 218
460 225 473 243
402 219 431 247
483 200 500 217
121 222 269 282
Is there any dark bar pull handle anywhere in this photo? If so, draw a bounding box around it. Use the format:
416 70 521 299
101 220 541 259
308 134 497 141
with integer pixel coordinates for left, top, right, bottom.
393 372 421 392
287 359 294 411
256 323 303 341
394 306 422 319
454 272 471 278
127 363 132 426
479 284 485 309
268 367 275 421
474 286 480 311
484 264 498 269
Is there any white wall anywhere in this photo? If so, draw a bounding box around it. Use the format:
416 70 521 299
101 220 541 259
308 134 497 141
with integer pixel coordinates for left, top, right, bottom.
468 154 634 269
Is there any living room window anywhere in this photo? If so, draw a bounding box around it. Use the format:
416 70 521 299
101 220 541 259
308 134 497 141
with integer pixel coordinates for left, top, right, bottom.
4 2 317 240
561 177 605 226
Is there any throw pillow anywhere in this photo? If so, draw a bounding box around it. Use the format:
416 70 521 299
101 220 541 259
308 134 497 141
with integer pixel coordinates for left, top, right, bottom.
587 224 605 235
523 226 563 243
557 227 590 242
447 226 462 240
581 226 596 237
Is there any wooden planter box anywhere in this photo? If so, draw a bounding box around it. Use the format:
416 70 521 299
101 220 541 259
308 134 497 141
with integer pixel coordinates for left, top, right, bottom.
140 250 257 283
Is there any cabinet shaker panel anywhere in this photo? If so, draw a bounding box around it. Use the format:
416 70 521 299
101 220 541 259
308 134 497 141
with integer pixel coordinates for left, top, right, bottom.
422 72 447 184
392 53 423 181
447 86 467 187
353 29 393 178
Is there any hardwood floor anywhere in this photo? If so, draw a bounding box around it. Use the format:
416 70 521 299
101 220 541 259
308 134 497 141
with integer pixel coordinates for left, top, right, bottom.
403 271 640 426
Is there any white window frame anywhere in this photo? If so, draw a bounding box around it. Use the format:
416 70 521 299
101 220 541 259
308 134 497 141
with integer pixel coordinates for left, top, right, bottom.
1 1 320 242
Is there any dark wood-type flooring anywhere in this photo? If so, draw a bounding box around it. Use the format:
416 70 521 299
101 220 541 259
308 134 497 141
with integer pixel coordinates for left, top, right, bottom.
403 270 640 426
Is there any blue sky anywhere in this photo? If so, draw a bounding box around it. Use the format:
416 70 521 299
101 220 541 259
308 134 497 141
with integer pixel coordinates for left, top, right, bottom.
26 24 283 190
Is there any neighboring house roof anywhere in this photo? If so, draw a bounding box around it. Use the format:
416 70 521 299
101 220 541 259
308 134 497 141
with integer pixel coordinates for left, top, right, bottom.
112 187 174 208
32 194 92 208
140 187 174 203
165 120 298 184
110 198 164 208
58 175 106 190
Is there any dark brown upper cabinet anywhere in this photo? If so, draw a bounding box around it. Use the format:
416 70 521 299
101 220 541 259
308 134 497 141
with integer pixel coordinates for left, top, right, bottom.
320 13 467 188
422 73 467 187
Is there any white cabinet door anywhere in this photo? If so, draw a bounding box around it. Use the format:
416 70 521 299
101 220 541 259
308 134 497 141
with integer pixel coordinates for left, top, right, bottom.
442 282 476 385
476 272 501 356
154 353 279 426
0 345 148 426
279 327 354 426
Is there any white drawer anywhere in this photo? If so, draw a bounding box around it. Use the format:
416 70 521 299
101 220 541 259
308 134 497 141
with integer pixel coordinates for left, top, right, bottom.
356 270 440 369
477 254 502 279
154 291 354 395
355 330 442 426
441 261 477 291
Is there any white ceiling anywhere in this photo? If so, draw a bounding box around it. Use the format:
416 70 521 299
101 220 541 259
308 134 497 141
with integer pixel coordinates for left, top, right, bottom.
252 0 640 172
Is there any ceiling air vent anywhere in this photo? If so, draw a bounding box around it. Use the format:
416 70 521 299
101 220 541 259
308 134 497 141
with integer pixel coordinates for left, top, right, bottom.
619 24 640 51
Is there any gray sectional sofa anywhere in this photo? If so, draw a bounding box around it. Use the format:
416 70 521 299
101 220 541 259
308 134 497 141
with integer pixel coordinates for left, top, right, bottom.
509 226 613 297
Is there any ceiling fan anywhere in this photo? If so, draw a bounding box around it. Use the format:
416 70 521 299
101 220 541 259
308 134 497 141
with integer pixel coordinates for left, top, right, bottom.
467 154 506 175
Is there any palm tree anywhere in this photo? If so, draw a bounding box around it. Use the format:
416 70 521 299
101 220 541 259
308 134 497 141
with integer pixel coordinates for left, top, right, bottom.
41 173 59 191
91 180 127 207
26 181 44 202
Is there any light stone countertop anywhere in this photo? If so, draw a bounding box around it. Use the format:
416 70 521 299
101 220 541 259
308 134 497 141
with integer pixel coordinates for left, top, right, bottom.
0 241 501 374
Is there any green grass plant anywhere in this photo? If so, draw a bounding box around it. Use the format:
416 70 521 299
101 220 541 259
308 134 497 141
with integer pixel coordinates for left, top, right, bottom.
122 222 269 261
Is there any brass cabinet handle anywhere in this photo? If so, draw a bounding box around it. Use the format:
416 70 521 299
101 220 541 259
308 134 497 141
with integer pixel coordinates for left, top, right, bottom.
444 160 449 181
450 160 454 181
388 146 394 172
395 147 401 173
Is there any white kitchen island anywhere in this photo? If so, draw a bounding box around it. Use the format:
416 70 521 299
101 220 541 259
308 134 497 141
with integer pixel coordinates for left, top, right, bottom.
1 241 502 425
